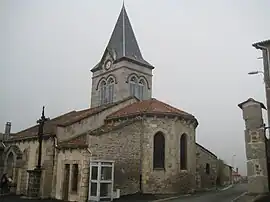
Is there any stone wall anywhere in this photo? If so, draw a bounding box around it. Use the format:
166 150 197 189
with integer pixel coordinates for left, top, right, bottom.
195 143 217 189
88 120 142 196
55 148 91 202
141 117 196 194
239 98 269 193
91 59 153 108
3 137 54 197
57 97 138 142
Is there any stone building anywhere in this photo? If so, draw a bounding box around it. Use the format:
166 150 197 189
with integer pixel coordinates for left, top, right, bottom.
195 143 218 190
0 4 220 202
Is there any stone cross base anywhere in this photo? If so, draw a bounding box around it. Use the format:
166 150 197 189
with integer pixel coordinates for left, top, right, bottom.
26 168 42 199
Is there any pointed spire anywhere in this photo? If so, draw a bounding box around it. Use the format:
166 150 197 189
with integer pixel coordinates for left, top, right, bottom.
91 4 153 72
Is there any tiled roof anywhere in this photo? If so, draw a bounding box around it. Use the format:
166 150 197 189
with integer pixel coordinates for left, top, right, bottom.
7 111 79 141
89 117 142 136
58 96 138 127
107 98 197 122
7 97 138 141
57 134 88 149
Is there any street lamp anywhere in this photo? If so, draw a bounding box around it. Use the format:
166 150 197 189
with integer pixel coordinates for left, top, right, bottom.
248 71 264 75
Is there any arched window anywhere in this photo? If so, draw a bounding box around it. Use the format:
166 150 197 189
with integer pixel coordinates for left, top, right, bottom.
138 79 145 100
100 80 107 105
180 133 187 170
129 76 138 97
153 132 165 169
205 163 210 174
107 78 114 104
7 152 14 177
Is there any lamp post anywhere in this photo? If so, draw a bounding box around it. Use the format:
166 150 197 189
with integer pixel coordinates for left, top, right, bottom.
36 106 49 169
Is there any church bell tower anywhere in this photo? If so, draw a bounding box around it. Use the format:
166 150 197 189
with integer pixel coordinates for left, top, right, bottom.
90 4 154 108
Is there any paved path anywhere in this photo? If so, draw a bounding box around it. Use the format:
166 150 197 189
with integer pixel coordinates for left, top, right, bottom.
167 183 247 202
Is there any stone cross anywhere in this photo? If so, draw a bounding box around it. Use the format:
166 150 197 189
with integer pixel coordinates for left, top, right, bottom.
238 98 269 193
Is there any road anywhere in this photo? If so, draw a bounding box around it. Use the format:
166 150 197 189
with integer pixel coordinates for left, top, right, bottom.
169 183 247 202
0 184 247 202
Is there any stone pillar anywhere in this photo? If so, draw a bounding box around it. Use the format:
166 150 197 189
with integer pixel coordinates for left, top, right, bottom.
238 98 269 193
26 168 42 199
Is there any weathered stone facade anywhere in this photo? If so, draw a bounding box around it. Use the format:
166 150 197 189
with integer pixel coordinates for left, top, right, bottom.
238 98 269 194
88 115 197 195
195 143 217 190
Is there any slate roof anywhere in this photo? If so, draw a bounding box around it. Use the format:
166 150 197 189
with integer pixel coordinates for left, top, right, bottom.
91 4 153 72
107 98 198 124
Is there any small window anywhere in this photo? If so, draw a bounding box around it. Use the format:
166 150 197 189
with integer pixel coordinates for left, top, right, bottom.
206 163 210 175
138 79 145 100
153 132 165 169
107 78 114 104
71 164 79 192
180 134 187 170
129 76 138 97
100 81 107 105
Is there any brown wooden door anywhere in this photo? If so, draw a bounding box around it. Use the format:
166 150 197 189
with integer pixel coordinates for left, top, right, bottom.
62 164 70 201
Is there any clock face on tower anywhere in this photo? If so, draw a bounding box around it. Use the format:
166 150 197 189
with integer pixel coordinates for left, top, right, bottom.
104 60 112 70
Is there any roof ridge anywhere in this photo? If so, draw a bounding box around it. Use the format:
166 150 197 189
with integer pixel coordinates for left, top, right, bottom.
14 110 77 135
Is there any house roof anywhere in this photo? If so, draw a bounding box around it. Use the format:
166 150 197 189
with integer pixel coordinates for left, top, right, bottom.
91 4 153 72
106 98 198 125
196 143 217 159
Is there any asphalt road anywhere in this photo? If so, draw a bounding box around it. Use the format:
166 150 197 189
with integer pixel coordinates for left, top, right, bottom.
0 184 247 202
169 183 248 202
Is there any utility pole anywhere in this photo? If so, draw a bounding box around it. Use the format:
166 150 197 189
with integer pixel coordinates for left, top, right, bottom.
252 41 270 132
252 40 270 191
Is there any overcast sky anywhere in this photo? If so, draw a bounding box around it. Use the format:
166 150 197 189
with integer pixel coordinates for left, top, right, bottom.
1 0 270 175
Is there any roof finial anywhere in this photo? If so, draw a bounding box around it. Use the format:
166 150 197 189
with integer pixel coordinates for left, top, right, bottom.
122 0 125 9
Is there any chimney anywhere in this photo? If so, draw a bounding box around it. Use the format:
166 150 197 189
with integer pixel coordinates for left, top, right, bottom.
4 122 11 140
236 168 238 173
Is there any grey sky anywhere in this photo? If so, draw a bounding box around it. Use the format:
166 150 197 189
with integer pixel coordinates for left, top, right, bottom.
1 0 270 175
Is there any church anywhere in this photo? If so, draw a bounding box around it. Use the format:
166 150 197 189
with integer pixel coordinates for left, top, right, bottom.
0 4 220 202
